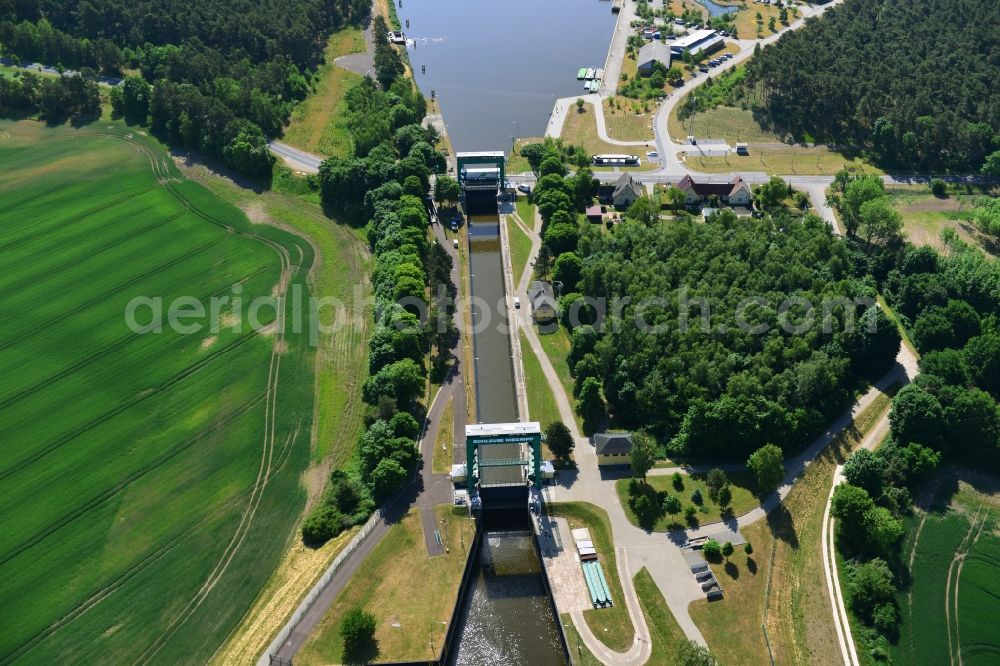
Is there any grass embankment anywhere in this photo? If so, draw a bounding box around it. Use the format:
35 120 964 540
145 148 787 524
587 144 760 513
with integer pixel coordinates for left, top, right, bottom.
888 475 1000 666
507 212 534 284
281 27 365 157
669 104 786 145
0 120 316 664
690 391 893 665
616 472 758 531
634 567 689 663
548 502 634 652
602 98 654 143
560 103 657 172
536 325 585 433
297 506 475 664
432 396 455 474
519 331 561 437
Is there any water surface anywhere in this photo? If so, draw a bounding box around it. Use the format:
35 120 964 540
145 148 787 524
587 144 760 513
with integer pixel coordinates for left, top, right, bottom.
398 0 616 151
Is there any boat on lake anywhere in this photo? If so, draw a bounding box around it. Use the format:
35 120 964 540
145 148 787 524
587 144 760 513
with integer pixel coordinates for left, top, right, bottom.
577 67 587 79
585 67 595 79
595 68 604 80
589 79 600 92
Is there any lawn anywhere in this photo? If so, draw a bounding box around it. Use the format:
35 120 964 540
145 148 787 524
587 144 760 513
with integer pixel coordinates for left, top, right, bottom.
432 396 455 474
507 213 534 285
281 27 365 158
519 331 562 436
690 390 893 665
669 104 787 144
885 186 993 256
889 477 1000 666
548 502 634 652
560 103 658 171
686 145 881 176
616 472 758 531
560 614 603 666
535 324 585 433
602 97 654 143
0 120 317 664
633 567 689 664
297 506 474 664
733 2 789 39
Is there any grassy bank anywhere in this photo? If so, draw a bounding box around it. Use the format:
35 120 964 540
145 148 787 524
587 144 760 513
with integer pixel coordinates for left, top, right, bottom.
297 506 474 664
616 472 758 531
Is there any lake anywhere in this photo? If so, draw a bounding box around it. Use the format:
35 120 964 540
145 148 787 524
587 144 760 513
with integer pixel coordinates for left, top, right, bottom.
397 0 616 151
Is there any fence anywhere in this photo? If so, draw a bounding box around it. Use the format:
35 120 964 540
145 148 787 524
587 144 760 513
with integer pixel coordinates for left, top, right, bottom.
258 509 383 666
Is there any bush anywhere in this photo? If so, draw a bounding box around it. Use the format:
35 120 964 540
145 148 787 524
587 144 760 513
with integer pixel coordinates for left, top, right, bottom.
662 494 682 515
930 178 947 197
703 539 722 560
691 488 704 505
672 472 684 491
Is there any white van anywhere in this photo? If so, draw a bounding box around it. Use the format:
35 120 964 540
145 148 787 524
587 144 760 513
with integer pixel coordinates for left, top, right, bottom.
513 296 521 309
453 239 459 249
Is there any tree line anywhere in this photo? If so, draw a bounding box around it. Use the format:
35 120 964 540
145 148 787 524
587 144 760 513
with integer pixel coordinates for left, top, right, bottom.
0 70 100 120
0 0 371 175
304 70 454 545
742 0 999 174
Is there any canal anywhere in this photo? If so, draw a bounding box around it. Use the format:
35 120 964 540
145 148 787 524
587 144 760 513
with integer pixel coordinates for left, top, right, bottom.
448 197 565 665
397 0 616 151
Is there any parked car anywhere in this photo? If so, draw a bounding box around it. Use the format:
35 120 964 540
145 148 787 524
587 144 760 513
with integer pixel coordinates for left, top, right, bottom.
517 184 531 194
674 18 684 25
453 239 459 248
450 220 458 231
646 150 659 158
513 296 521 309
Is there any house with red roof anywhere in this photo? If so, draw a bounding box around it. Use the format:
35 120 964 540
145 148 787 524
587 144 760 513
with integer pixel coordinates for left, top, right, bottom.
676 174 752 207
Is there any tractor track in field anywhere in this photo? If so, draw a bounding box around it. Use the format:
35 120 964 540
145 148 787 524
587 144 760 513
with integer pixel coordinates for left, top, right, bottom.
0 321 263 482
4 409 304 664
118 133 299 665
0 209 185 294
0 183 157 253
0 261 270 353
3 128 307 663
0 162 130 211
944 505 986 666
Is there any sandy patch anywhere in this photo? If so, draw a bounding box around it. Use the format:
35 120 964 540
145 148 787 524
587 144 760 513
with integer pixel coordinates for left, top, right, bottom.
200 336 217 350
902 197 963 214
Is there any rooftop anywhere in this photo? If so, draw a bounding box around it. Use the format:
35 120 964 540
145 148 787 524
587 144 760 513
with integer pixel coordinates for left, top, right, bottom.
594 432 633 455
672 28 717 50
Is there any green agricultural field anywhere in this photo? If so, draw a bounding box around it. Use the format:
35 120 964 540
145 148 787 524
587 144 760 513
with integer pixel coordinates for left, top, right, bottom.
890 479 1000 666
0 120 316 664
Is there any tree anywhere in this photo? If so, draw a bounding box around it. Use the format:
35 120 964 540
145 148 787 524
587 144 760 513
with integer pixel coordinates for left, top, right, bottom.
666 185 686 211
717 485 732 510
930 178 947 197
672 472 684 491
842 448 884 495
848 558 895 622
706 468 728 501
889 383 944 447
370 457 408 501
721 541 734 560
553 252 583 292
983 150 1000 178
857 196 902 251
544 222 580 255
964 334 1000 397
744 542 753 555
630 431 657 479
363 358 425 405
747 444 784 494
625 196 659 226
576 376 606 430
576 97 585 112
863 505 904 556
434 175 461 206
703 539 722 560
663 494 682 514
691 488 703 505
840 175 886 235
545 421 575 462
341 606 377 655
222 121 274 176
539 155 567 178
754 175 789 211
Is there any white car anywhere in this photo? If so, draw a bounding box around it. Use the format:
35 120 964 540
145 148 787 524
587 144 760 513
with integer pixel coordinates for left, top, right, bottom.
513 296 521 309
646 151 659 158
453 239 459 249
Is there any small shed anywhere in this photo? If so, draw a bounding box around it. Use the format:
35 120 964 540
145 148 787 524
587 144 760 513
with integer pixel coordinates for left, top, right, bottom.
450 463 467 484
528 281 559 321
594 432 633 466
541 460 556 480
585 204 603 223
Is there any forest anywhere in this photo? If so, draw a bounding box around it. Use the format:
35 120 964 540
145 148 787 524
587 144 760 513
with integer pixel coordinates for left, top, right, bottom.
0 0 371 173
742 0 999 173
566 211 899 458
